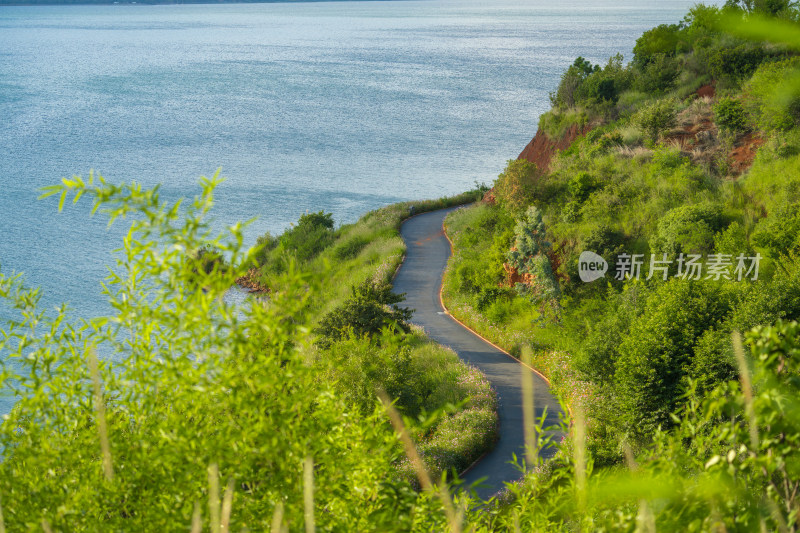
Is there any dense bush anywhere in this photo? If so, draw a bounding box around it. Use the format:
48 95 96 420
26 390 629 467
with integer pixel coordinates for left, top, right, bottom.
713 220 751 255
315 279 413 347
576 283 643 385
743 57 800 131
493 159 539 214
324 336 423 417
254 210 336 272
550 57 599 108
752 200 800 261
650 203 725 258
615 280 731 442
708 42 771 84
635 53 680 93
2 177 420 530
713 96 749 133
634 98 677 142
632 24 681 67
567 171 600 202
551 54 634 111
278 210 335 262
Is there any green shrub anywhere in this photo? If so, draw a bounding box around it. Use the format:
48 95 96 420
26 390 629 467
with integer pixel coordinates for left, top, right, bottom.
686 327 737 395
561 200 582 223
650 203 725 258
454 262 480 295
493 159 539 214
582 76 617 103
728 259 800 330
553 54 633 109
632 24 681 67
681 4 722 41
550 57 599 108
315 279 413 347
713 220 751 256
325 336 423 417
567 172 601 202
550 65 583 109
586 128 624 154
707 43 770 84
743 58 800 131
275 210 336 265
635 53 680 93
576 283 645 385
475 287 511 311
192 244 226 275
752 201 800 261
713 96 749 133
6 176 419 531
615 280 731 442
252 231 278 266
634 98 677 143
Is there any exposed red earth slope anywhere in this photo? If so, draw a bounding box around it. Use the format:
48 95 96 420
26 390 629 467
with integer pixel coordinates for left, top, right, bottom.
517 123 593 172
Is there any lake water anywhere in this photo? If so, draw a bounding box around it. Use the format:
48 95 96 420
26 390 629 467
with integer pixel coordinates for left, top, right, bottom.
0 0 702 411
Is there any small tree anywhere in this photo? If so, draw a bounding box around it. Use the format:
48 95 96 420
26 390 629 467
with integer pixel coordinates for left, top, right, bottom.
506 206 560 305
714 97 749 133
635 98 677 143
494 159 539 214
550 57 599 108
315 279 413 347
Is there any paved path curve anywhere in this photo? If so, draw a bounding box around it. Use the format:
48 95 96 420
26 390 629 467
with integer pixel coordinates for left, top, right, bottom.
393 206 564 500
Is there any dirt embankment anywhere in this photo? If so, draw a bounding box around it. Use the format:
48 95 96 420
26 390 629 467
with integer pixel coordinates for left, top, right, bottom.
483 123 592 205
517 123 593 172
729 133 765 174
666 82 763 176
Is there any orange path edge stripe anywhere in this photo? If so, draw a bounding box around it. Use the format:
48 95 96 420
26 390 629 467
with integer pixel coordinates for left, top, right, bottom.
439 218 553 386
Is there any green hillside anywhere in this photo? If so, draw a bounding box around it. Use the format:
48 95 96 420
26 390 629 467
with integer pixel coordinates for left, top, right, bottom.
2 2 800 531
441 1 800 529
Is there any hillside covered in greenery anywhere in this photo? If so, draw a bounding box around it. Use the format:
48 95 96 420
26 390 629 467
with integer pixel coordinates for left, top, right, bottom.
441 0 800 529
2 2 800 531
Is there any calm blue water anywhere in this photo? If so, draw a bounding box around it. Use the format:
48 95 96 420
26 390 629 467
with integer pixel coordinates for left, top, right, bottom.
0 0 703 411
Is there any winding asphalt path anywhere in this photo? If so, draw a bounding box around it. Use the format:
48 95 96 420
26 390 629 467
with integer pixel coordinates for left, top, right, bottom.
393 207 564 500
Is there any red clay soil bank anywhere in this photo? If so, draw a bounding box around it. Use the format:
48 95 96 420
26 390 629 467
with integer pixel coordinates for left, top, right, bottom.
482 121 592 206
517 123 593 172
695 82 716 99
730 133 765 174
514 82 714 177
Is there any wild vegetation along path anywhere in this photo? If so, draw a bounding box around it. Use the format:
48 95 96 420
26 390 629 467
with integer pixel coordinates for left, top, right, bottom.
393 207 564 499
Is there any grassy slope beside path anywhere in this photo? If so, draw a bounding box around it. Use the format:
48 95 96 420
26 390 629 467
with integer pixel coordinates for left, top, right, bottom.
251 189 502 485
